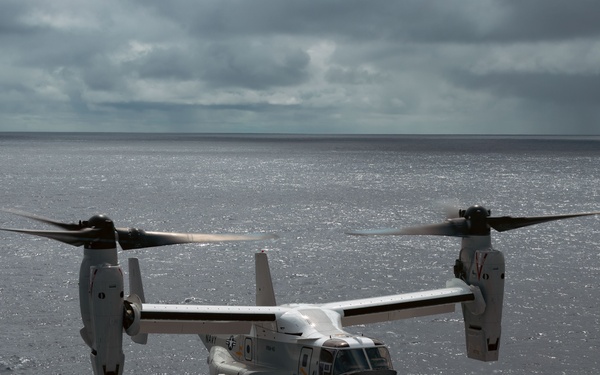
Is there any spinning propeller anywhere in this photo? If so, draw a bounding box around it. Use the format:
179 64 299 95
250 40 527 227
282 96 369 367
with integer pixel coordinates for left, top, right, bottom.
347 205 600 362
347 205 600 237
0 209 278 249
1 208 277 375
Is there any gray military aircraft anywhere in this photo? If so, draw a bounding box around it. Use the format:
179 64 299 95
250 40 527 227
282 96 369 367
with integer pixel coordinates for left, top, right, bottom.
1 206 598 374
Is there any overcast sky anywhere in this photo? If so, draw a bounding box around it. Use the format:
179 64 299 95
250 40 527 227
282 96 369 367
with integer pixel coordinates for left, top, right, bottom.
1 0 600 134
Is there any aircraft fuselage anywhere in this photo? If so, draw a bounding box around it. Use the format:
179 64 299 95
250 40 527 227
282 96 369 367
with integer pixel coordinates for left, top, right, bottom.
202 305 396 375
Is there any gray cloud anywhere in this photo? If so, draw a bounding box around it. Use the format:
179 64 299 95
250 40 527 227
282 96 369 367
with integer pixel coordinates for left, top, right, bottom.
1 0 599 134
492 0 600 42
453 71 600 106
201 42 311 90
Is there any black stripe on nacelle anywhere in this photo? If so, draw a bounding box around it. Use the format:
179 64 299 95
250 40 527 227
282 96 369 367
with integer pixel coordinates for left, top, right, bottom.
140 311 277 322
343 293 475 317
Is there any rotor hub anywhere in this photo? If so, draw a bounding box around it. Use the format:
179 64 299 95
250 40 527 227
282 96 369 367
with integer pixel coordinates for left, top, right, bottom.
85 215 114 229
84 215 117 249
461 205 491 235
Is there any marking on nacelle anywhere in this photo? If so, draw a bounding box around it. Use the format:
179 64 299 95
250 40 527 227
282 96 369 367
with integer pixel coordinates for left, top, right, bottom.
226 335 236 350
475 252 488 281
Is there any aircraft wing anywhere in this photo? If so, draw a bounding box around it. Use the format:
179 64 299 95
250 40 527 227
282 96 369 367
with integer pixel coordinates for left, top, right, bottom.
320 279 475 326
138 304 289 334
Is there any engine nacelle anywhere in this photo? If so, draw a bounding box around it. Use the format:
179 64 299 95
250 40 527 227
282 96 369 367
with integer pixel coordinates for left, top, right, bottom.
456 238 505 362
88 264 125 375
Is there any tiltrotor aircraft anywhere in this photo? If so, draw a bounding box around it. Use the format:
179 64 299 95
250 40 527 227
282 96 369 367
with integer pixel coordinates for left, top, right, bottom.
1 206 599 375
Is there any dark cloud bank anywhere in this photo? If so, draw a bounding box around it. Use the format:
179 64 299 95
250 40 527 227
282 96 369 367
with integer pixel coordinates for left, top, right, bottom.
1 0 599 134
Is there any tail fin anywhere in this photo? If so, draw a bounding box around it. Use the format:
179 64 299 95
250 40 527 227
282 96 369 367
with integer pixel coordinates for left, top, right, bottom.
128 258 148 345
255 252 277 306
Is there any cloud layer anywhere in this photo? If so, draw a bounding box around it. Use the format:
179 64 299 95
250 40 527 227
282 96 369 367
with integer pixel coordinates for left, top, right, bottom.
2 0 599 134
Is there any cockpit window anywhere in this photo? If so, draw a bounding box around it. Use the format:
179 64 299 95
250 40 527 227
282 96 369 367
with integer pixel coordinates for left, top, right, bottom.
333 349 370 374
319 349 334 375
319 346 394 375
365 347 393 369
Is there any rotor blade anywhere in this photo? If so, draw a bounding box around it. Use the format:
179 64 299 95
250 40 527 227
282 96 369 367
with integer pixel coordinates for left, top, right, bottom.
116 228 278 250
346 228 407 236
1 208 81 230
0 227 102 247
347 218 469 237
398 220 469 237
488 212 600 232
437 202 462 219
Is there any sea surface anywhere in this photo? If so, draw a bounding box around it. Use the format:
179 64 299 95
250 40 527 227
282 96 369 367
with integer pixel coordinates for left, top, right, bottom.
1 133 599 374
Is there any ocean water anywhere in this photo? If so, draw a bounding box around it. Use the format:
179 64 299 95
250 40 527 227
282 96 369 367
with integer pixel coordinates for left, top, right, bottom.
0 133 599 374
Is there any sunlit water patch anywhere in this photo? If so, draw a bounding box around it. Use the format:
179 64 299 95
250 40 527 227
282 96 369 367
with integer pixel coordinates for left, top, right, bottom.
1 134 599 374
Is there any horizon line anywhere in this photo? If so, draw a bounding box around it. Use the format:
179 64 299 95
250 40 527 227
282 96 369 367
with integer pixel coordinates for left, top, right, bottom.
1 131 600 138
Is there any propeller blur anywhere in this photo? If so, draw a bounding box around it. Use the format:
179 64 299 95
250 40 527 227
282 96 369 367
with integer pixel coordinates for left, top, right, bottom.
0 209 276 375
1 206 598 374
